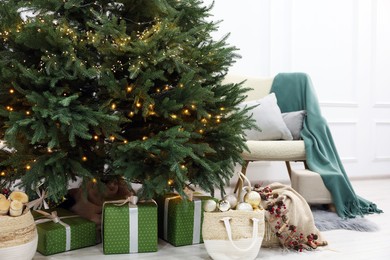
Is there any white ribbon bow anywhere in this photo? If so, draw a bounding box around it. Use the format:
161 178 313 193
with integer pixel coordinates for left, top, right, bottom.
113 195 139 206
27 189 49 210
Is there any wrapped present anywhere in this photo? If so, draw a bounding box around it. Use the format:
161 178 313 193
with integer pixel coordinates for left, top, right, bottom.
102 196 158 254
33 208 96 256
156 193 215 247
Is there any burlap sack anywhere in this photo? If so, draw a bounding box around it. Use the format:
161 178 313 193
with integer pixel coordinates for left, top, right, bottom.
262 219 281 248
259 182 327 250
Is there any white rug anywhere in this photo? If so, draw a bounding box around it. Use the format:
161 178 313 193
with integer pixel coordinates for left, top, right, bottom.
312 209 379 232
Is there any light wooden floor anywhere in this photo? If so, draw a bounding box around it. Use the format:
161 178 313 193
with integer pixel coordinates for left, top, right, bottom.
33 178 390 260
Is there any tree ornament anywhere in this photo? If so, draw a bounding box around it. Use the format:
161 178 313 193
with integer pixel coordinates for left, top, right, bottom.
236 202 253 211
217 199 231 212
223 194 238 209
1 188 10 197
244 190 261 208
203 199 217 212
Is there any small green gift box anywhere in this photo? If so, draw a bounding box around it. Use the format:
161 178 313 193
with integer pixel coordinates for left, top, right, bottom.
102 197 158 254
156 193 214 247
33 208 96 256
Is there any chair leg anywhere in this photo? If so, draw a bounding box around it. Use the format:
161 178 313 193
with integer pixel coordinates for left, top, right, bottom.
234 161 249 196
285 160 308 179
285 161 292 179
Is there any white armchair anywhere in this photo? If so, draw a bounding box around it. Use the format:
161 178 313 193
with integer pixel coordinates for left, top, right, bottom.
225 75 331 204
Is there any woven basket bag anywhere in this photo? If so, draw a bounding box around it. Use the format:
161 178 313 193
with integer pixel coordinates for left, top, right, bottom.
0 209 38 260
202 172 269 260
203 209 265 260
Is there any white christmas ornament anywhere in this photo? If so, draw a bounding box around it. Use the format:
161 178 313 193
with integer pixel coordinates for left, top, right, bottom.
223 194 238 209
217 199 231 212
203 199 217 212
236 202 253 211
244 191 261 208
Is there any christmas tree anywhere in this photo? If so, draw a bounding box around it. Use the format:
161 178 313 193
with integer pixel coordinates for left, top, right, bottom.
0 0 254 202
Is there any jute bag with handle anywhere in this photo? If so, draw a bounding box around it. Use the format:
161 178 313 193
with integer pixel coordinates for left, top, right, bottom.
202 172 265 260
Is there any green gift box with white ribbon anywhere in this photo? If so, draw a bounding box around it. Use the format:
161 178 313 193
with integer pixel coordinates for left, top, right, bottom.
157 193 214 247
102 197 158 254
33 208 96 256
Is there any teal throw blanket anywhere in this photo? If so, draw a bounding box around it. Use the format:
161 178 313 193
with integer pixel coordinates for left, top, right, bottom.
270 73 382 218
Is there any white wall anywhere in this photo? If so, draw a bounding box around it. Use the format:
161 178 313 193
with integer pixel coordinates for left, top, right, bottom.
204 0 390 183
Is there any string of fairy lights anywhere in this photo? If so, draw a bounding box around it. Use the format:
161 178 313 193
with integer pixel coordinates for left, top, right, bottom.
0 8 227 182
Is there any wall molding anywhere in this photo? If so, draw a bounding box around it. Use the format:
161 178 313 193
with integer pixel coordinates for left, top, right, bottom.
373 120 390 161
340 157 358 162
373 102 390 108
373 157 390 162
320 102 359 108
327 121 358 125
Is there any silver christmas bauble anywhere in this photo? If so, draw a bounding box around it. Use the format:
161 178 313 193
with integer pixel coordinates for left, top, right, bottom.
217 199 231 212
244 191 261 208
223 194 238 209
236 202 253 211
203 199 217 212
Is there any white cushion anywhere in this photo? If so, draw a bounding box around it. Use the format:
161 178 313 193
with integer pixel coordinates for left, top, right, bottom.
241 93 293 141
282 110 306 140
242 140 305 161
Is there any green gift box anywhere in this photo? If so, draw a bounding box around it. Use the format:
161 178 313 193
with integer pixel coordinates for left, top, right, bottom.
156 193 214 247
33 208 96 256
102 198 158 254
